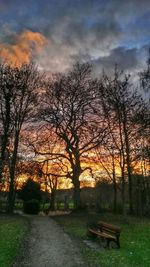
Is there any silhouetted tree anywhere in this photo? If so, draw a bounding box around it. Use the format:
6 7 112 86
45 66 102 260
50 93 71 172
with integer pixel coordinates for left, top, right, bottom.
98 68 146 214
0 62 41 213
40 159 62 211
95 145 120 213
38 63 106 209
0 64 15 183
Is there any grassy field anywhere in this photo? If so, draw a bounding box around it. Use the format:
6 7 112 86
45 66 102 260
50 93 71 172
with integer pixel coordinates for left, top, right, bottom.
55 212 150 267
0 215 28 267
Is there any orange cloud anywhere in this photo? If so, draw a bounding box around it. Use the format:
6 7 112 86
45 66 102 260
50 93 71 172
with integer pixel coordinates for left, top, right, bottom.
0 30 47 67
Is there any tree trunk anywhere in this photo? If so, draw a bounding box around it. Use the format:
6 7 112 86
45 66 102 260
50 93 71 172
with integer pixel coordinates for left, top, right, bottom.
49 189 56 211
0 97 11 182
136 178 143 217
0 132 9 182
113 181 117 213
6 179 16 213
73 179 81 210
121 166 127 220
123 108 133 214
6 131 19 214
126 158 133 214
112 154 117 213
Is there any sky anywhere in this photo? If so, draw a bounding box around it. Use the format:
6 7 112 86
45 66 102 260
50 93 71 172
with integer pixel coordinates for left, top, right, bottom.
0 0 150 74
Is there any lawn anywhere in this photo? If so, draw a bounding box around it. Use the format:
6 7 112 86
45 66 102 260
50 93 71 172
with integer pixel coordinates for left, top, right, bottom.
55 212 150 267
0 215 28 267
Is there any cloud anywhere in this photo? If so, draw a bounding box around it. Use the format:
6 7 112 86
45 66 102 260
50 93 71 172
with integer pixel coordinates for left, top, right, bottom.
0 30 47 66
35 2 122 73
92 45 149 76
33 0 150 72
0 0 149 72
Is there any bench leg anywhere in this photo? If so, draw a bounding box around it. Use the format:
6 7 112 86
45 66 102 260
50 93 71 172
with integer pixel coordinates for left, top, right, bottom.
87 230 97 239
116 238 120 248
107 239 120 249
106 239 110 248
101 238 110 248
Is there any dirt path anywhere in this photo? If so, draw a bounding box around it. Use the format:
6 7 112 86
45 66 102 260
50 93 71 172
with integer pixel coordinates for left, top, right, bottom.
13 216 87 267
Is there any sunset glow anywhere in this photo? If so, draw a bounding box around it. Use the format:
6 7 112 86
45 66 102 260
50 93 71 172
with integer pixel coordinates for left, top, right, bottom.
0 30 47 67
0 1 149 217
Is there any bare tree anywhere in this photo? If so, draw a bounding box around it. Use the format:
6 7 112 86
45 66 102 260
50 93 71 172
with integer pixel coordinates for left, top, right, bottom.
0 64 15 183
40 159 64 211
138 52 150 175
0 62 41 213
98 68 146 214
38 63 106 209
95 145 121 213
139 48 150 94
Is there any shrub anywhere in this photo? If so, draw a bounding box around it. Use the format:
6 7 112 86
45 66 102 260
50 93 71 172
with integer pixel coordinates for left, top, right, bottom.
19 178 41 202
23 199 40 214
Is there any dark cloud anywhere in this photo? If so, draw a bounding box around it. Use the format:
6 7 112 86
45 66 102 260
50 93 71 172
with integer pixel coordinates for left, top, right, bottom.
95 47 138 69
92 45 149 76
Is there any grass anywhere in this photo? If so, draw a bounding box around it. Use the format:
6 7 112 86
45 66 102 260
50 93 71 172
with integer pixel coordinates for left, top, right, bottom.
0 215 28 267
55 211 150 267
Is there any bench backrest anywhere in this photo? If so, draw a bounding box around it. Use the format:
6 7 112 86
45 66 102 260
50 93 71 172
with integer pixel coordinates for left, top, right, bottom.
98 221 121 235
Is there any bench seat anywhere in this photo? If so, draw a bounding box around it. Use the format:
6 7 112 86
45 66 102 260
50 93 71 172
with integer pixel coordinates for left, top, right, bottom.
87 221 121 248
88 228 117 240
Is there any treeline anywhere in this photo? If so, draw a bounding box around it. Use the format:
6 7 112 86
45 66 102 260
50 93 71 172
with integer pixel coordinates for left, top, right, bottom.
0 56 149 214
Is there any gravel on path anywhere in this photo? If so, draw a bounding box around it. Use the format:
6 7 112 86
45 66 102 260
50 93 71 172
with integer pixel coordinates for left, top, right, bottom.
13 216 87 267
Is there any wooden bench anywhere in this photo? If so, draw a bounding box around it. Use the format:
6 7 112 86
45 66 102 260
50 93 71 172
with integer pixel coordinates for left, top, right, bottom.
87 221 121 248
